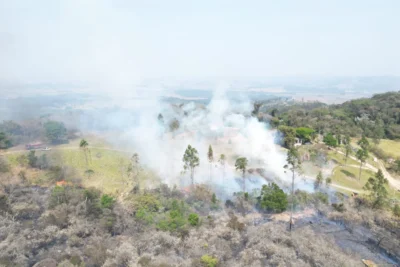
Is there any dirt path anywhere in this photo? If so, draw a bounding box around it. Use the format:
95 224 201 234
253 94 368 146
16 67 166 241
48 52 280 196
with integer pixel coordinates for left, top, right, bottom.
335 150 400 191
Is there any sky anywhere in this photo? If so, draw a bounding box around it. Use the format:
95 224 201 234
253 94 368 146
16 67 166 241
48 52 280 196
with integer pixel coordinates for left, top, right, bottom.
0 0 399 84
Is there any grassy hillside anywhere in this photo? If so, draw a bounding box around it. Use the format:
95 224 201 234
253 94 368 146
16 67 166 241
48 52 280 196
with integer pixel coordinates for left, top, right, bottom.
4 139 159 195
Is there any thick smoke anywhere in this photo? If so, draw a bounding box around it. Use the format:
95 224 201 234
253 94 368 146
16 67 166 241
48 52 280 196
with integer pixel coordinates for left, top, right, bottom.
83 83 312 199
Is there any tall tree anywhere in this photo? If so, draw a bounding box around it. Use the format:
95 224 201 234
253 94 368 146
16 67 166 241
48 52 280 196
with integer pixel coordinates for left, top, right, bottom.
44 121 67 144
182 145 200 185
356 148 368 181
363 169 388 208
358 135 370 150
235 157 248 193
285 147 301 231
0 132 12 149
79 139 90 168
207 145 214 181
314 171 323 191
219 154 226 179
344 143 352 166
127 153 141 187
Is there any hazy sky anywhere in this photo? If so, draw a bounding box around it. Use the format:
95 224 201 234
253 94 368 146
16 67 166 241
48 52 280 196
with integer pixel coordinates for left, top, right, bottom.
0 0 399 84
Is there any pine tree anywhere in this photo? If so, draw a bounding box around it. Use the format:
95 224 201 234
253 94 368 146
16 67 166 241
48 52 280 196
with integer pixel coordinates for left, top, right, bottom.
182 145 200 185
363 169 388 208
207 145 214 181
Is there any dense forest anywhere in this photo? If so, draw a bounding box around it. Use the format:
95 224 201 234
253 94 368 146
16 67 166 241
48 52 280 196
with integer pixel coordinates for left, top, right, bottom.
256 91 400 140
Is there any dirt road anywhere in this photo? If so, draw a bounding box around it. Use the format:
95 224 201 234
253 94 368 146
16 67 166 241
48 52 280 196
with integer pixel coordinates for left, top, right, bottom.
335 150 400 191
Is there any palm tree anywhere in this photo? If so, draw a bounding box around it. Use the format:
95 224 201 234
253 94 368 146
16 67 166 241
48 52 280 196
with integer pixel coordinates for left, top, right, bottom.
285 147 301 232
79 139 89 167
235 157 248 193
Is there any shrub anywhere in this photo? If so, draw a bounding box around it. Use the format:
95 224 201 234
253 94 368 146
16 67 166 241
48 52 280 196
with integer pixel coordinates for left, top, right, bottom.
0 156 9 173
332 203 345 212
135 207 154 224
258 183 288 212
393 204 400 217
188 213 199 226
323 133 337 147
340 169 356 178
84 187 101 201
201 255 218 267
100 194 115 209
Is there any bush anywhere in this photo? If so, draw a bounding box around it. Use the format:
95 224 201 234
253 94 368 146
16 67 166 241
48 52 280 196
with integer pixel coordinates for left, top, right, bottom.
323 133 337 147
332 203 345 212
258 183 288 212
393 204 400 217
0 156 9 173
135 207 154 224
100 194 115 209
200 255 218 267
188 213 199 226
340 169 356 178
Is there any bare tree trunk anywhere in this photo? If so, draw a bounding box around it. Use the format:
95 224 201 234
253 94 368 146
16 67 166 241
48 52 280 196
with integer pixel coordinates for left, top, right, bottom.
289 169 295 232
209 163 212 182
190 167 194 185
243 170 246 193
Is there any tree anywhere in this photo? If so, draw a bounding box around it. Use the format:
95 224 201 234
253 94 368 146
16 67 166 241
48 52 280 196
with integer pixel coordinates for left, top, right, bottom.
79 139 90 167
219 154 226 179
258 183 288 212
85 169 95 179
235 157 248 193
314 171 323 191
323 133 337 147
278 126 296 148
207 145 214 181
182 145 200 185
157 113 164 124
393 204 400 217
188 213 199 226
325 177 332 188
285 147 301 231
356 148 368 180
344 143 352 166
358 135 370 150
0 132 12 149
28 150 38 168
295 127 315 144
44 121 67 144
127 153 141 188
363 169 388 208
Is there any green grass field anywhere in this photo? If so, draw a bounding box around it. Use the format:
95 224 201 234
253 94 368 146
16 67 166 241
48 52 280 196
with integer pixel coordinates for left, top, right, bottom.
376 139 400 158
4 138 160 195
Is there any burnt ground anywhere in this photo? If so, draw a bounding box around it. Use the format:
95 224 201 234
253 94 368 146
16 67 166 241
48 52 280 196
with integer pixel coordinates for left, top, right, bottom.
295 214 399 266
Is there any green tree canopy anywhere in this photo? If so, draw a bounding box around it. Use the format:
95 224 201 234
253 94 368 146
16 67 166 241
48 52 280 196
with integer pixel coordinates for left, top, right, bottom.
295 127 315 143
363 169 388 208
44 121 67 144
258 183 288 212
323 133 337 147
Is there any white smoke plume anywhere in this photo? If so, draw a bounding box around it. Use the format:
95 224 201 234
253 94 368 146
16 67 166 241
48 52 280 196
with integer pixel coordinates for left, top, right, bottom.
85 83 309 199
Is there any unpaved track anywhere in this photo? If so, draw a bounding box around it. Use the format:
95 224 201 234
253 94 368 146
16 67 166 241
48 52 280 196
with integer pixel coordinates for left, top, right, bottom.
335 150 400 191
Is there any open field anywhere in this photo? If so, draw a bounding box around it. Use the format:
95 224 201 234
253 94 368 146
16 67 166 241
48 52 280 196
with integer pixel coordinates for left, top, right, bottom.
3 137 160 195
376 139 400 158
